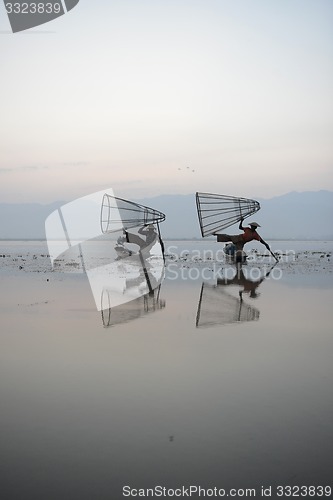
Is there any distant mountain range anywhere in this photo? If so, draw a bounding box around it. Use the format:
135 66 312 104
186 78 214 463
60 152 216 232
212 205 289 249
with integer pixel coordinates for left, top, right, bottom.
0 191 332 240
137 190 333 240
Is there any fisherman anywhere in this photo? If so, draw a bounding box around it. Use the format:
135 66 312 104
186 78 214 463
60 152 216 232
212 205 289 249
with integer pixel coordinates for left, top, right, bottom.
138 224 157 246
122 224 157 249
215 219 277 262
139 224 165 257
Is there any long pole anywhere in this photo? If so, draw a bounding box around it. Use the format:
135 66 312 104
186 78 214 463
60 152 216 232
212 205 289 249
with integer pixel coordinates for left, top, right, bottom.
269 249 279 262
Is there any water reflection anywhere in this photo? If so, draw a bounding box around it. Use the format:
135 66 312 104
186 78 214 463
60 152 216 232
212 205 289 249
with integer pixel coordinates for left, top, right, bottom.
196 282 259 327
52 223 165 313
101 285 166 327
196 264 275 327
99 228 166 327
217 263 275 299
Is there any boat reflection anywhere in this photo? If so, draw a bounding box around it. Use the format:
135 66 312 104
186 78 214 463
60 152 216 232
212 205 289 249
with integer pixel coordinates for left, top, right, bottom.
196 264 275 328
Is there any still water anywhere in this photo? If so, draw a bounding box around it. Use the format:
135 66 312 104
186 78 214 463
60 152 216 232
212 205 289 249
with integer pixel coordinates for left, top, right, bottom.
0 241 332 499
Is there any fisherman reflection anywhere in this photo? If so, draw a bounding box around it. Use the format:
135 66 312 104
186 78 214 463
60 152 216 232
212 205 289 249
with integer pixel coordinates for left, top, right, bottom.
195 264 276 327
217 264 274 300
196 279 260 327
125 257 161 293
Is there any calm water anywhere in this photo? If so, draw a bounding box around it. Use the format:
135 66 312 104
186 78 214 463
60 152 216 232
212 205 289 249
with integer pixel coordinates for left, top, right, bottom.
0 241 332 499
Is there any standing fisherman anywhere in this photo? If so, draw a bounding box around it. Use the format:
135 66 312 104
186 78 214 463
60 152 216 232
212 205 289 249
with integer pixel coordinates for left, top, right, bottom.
215 219 278 263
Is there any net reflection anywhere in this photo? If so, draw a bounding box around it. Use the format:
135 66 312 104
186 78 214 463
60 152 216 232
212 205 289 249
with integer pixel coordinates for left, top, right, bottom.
101 285 165 328
196 283 259 327
196 264 275 328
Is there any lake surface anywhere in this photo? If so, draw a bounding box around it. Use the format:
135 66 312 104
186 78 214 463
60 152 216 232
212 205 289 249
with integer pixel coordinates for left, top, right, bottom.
0 241 332 499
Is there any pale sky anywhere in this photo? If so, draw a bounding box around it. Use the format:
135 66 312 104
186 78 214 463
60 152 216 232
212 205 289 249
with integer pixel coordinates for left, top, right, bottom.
0 0 332 203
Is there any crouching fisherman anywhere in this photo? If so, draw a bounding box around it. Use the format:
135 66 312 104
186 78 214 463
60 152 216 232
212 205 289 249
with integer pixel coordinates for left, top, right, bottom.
215 219 278 263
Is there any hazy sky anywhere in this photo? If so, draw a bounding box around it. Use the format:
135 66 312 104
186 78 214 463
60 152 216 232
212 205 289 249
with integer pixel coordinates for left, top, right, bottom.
1 0 332 203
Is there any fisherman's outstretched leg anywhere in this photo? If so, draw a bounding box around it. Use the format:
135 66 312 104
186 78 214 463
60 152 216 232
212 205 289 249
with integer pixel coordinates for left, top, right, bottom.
216 234 233 242
216 234 243 244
